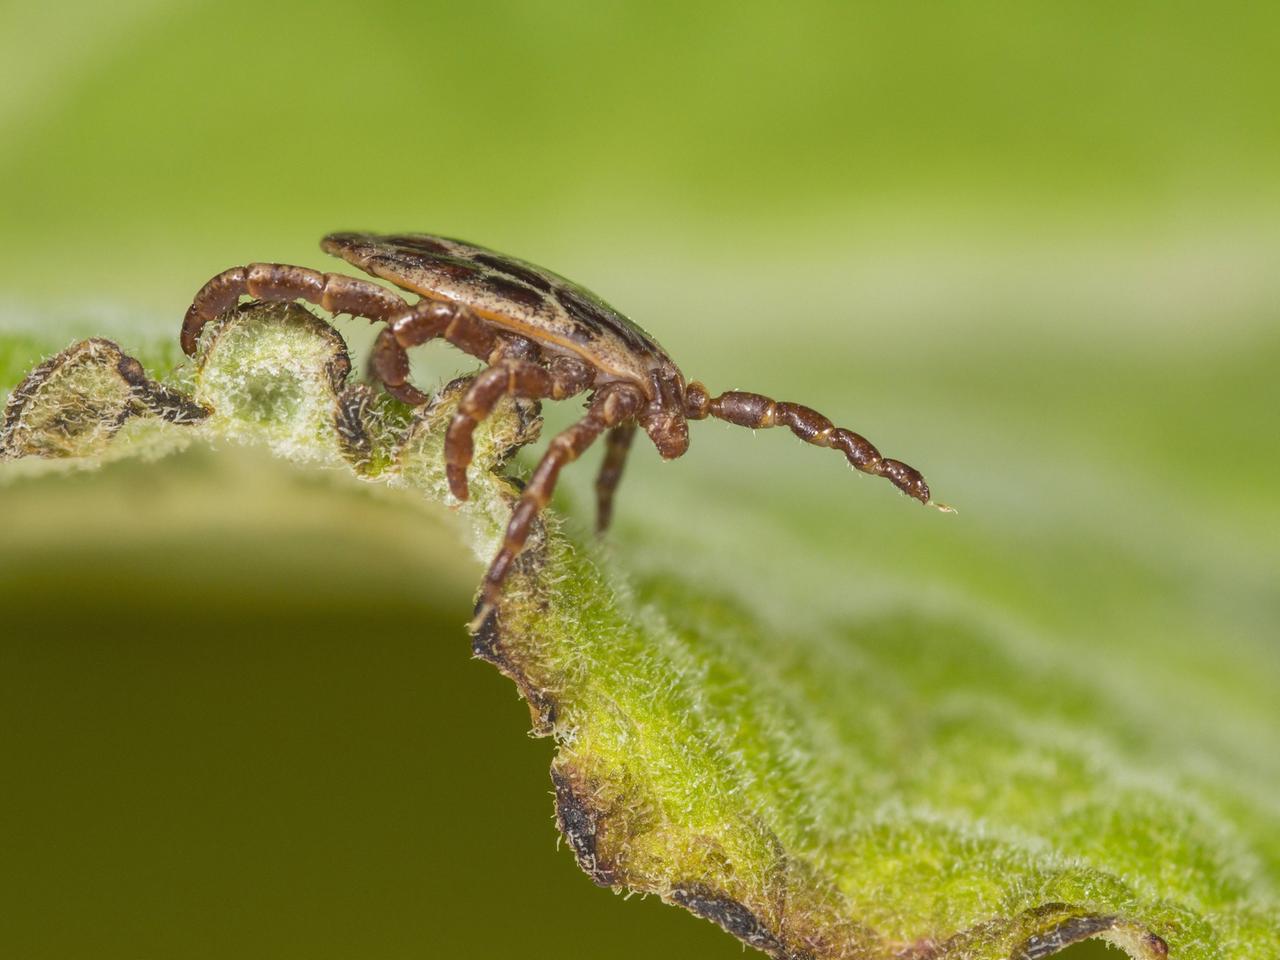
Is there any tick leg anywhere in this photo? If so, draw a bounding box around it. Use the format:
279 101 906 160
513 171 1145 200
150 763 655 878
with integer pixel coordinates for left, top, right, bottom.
181 263 409 356
594 423 637 533
477 383 644 617
444 355 594 500
685 383 945 508
370 300 504 406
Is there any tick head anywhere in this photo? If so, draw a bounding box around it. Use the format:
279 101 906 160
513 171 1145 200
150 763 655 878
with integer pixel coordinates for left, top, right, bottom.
641 366 690 459
642 405 689 459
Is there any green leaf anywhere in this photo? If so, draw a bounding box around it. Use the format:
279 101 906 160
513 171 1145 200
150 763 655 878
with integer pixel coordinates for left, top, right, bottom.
2 302 1276 960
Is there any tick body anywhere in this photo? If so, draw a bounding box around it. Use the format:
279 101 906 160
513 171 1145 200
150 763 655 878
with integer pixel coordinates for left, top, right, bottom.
182 233 944 618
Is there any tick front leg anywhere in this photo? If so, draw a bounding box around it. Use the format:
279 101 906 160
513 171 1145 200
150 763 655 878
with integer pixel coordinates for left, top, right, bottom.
685 383 946 509
594 423 637 533
444 354 594 500
475 383 644 620
181 263 409 356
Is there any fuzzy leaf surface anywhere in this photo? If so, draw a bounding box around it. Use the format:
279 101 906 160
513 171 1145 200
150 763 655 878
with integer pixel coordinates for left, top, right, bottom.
1 304 1276 960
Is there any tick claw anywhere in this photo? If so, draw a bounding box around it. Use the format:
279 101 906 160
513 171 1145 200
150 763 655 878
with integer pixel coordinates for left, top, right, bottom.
468 602 496 635
929 500 957 514
447 467 471 502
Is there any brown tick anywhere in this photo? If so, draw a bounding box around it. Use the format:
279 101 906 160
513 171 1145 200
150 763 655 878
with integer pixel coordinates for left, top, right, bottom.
181 233 947 618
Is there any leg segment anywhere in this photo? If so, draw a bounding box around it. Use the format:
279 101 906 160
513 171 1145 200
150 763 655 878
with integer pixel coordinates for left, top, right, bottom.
684 382 945 508
182 264 503 406
477 383 645 615
444 355 594 500
181 263 409 355
369 299 501 405
594 423 637 533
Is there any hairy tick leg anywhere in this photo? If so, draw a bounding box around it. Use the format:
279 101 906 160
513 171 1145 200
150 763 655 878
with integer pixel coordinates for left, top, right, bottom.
445 356 593 501
472 383 644 626
181 264 409 356
595 423 637 533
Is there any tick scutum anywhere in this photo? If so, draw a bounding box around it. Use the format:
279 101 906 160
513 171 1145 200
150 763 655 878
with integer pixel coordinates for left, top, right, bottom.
478 273 547 312
472 253 558 293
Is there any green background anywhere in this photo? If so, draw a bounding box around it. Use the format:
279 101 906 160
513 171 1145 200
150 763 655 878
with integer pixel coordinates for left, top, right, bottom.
2 2 1277 958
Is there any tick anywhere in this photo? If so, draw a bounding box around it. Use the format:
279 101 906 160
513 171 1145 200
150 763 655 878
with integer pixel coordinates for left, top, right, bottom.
181 233 947 618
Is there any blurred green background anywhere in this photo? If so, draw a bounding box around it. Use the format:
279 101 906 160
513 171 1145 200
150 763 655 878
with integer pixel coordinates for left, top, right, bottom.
2 2 1277 958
